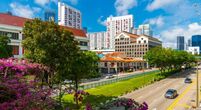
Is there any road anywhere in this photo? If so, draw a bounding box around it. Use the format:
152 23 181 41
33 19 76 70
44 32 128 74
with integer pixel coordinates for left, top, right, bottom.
122 67 201 110
81 68 158 86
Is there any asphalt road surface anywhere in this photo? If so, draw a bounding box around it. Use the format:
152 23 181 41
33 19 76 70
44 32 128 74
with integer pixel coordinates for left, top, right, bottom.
122 67 201 110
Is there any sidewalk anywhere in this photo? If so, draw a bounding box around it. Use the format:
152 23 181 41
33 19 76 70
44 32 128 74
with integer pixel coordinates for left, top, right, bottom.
81 68 158 86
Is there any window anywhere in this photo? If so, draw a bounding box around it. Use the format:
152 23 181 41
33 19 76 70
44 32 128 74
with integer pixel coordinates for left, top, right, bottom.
104 62 107 67
12 45 19 55
0 31 19 40
144 40 146 43
80 41 88 46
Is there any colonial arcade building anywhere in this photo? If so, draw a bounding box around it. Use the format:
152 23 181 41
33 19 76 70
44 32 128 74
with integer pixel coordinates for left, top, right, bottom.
99 52 146 74
0 13 89 58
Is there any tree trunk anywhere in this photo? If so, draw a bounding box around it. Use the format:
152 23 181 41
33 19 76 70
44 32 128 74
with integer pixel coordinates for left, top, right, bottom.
75 77 79 108
59 82 62 106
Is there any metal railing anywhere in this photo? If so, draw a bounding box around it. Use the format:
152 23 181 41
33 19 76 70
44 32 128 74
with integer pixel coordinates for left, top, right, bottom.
79 70 159 90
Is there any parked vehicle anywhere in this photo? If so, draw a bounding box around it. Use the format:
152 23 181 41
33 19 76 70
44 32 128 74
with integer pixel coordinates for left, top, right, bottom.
165 89 178 99
184 78 192 83
105 74 115 79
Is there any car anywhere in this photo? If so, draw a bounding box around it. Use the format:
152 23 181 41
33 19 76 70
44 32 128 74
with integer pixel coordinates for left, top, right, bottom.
165 89 178 99
105 74 115 79
184 78 192 83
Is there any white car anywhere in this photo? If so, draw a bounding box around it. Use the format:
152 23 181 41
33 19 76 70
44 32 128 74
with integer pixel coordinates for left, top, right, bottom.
105 75 115 79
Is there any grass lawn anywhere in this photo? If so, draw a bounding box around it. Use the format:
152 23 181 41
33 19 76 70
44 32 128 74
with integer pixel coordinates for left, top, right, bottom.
62 70 176 109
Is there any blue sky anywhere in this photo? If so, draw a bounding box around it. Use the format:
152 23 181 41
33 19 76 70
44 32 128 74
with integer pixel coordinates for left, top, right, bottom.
0 0 201 48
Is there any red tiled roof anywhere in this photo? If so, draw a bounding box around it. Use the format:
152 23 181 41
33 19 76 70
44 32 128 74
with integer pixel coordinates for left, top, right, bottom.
61 26 86 37
100 57 124 62
100 52 144 62
105 52 124 57
100 56 144 62
0 13 86 37
123 31 139 39
0 13 30 27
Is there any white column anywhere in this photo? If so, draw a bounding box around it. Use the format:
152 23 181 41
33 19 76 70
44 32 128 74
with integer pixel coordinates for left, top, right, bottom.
19 44 23 57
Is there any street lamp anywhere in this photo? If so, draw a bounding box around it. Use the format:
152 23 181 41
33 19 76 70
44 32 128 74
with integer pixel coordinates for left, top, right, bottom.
196 62 200 108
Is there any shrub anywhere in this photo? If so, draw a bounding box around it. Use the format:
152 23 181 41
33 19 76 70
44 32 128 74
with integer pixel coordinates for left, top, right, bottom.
96 98 148 110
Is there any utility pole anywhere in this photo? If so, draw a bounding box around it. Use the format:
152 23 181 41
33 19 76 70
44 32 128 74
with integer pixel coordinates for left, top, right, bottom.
197 62 200 108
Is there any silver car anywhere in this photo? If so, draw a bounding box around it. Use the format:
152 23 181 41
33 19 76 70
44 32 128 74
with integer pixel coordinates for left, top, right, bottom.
165 89 178 99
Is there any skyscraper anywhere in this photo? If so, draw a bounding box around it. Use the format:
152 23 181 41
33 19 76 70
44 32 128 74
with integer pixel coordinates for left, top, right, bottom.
177 36 185 50
187 39 192 47
132 24 153 36
192 35 201 53
87 32 107 50
106 15 134 49
44 10 56 22
58 1 82 29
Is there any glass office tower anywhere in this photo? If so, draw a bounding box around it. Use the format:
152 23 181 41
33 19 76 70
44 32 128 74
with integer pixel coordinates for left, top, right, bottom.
177 36 185 50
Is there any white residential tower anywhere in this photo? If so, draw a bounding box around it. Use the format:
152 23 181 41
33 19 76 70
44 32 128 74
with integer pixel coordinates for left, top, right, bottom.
106 15 134 49
58 1 82 29
87 32 108 50
132 24 153 36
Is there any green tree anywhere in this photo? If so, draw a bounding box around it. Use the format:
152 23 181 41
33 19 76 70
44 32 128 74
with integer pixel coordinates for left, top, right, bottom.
144 46 196 73
22 19 80 107
22 19 100 109
0 35 12 58
68 51 99 107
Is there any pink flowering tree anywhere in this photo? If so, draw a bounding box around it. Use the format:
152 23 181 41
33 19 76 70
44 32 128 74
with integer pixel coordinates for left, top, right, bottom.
0 58 56 110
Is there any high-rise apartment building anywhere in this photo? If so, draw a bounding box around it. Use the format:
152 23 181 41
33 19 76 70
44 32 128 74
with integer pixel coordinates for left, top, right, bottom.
58 1 81 29
106 15 134 49
192 35 201 53
177 36 185 50
87 32 108 50
44 10 56 22
132 24 153 36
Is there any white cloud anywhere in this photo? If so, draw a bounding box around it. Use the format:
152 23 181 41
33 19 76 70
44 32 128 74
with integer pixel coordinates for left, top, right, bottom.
10 2 41 18
97 16 107 26
35 0 49 6
34 0 58 6
160 23 201 48
146 0 196 25
115 0 137 15
145 16 164 28
146 0 181 11
68 0 78 5
33 7 41 13
145 0 199 49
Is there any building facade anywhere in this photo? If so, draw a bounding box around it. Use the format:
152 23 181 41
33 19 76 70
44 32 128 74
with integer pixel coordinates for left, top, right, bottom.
187 46 200 55
91 49 115 55
58 1 82 29
44 10 56 22
99 52 146 74
132 24 153 36
0 13 88 58
177 36 185 50
106 15 134 49
115 32 162 58
87 32 109 50
192 35 201 53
